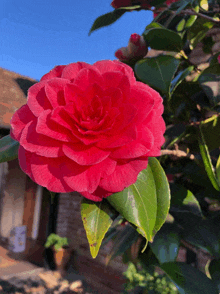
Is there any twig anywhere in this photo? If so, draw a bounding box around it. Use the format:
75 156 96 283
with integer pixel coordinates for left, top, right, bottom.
176 9 220 25
160 149 195 160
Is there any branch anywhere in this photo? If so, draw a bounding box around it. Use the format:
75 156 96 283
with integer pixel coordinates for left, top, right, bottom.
178 9 220 25
160 149 195 160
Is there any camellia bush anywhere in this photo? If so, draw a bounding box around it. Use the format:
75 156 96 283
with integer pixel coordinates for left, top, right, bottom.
0 0 220 293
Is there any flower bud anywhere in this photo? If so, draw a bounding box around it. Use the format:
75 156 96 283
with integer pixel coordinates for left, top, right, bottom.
115 33 148 61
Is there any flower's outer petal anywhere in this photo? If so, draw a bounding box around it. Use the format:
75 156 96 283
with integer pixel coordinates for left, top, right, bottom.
27 81 52 117
30 153 74 192
62 143 111 165
20 121 64 157
10 104 36 141
61 62 92 81
99 157 148 192
94 60 136 84
41 65 66 81
18 145 34 179
36 110 74 142
80 187 112 202
62 157 116 193
45 78 70 108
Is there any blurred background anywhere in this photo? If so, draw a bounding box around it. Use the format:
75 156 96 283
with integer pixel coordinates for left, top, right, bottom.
1 0 153 80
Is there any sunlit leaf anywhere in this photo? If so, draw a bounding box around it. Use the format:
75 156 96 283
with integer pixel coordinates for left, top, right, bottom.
81 199 117 258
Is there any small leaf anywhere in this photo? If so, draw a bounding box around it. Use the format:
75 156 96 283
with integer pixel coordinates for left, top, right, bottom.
170 183 202 216
198 65 220 107
89 9 126 35
170 66 194 94
143 27 183 52
209 259 220 291
200 0 209 11
198 124 220 191
107 165 158 242
216 155 220 184
0 135 19 163
161 262 219 294
148 157 170 235
81 199 117 258
135 55 180 96
150 223 181 264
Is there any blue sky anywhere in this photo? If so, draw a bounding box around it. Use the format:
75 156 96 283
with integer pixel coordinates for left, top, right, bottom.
1 0 153 80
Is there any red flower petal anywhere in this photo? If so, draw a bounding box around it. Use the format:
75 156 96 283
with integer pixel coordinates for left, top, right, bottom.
20 121 64 157
62 143 110 165
27 81 52 117
10 104 36 141
99 157 148 192
36 110 74 142
41 65 66 81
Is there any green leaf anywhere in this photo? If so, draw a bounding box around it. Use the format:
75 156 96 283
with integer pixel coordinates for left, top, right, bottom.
176 0 194 13
135 55 180 96
209 259 220 291
170 66 194 94
199 115 220 152
143 27 183 52
188 18 214 49
0 135 19 163
148 157 170 235
170 183 202 216
198 124 220 191
89 9 126 35
161 262 219 294
105 223 139 265
107 165 157 242
200 0 209 11
107 158 170 244
150 223 181 264
81 199 117 258
216 155 220 185
198 65 220 107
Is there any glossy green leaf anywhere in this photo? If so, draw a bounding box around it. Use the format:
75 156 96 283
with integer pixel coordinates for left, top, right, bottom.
170 183 202 216
198 124 220 191
209 259 220 291
105 223 139 265
149 157 170 235
161 262 219 294
216 155 220 185
143 28 183 52
89 9 125 35
81 199 117 258
176 0 194 13
170 211 220 257
107 165 157 242
198 65 220 107
199 115 220 152
188 18 214 49
0 135 19 163
135 55 180 96
150 223 181 264
170 66 194 94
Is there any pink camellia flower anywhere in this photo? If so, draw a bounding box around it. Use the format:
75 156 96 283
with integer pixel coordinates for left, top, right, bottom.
115 33 148 61
10 60 165 201
218 54 220 64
